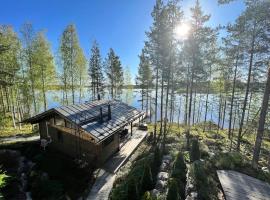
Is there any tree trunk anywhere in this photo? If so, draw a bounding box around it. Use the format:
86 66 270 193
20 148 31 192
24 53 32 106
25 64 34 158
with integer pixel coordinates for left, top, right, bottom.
228 55 238 138
160 73 164 135
192 83 197 125
252 65 270 169
221 99 227 130
178 96 182 128
154 67 159 142
203 65 212 132
237 27 256 151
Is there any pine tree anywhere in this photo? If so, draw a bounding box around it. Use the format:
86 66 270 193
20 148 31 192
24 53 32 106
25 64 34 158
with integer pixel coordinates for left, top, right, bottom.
88 40 104 100
105 48 123 99
136 48 152 112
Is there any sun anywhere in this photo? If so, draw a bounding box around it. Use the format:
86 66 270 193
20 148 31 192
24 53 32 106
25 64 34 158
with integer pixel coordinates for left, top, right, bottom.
174 23 190 40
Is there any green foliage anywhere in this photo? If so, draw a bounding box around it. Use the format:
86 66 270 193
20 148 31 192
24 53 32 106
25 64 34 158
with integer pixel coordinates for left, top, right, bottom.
213 152 246 170
105 48 123 98
127 178 139 200
31 179 64 200
190 139 201 162
0 169 8 189
88 40 104 99
167 179 181 200
59 24 87 105
142 191 153 200
171 152 187 184
190 161 218 200
111 146 163 200
151 147 162 179
141 164 153 193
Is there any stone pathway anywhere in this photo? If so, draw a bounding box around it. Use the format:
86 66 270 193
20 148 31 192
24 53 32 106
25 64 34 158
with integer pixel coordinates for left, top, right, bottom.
87 129 147 200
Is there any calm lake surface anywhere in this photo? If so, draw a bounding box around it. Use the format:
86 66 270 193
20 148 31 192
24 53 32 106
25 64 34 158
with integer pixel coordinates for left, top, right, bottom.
34 88 261 129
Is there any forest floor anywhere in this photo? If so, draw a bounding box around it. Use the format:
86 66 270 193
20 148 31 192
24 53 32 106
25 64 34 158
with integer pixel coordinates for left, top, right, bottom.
110 122 270 200
0 115 35 138
0 140 94 200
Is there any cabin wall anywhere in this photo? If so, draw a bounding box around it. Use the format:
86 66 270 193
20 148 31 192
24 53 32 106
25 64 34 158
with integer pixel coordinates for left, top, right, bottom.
39 121 48 139
46 125 101 166
38 117 122 167
99 132 120 164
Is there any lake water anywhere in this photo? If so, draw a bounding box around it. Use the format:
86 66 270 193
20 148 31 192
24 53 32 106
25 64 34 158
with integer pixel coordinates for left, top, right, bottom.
33 88 260 129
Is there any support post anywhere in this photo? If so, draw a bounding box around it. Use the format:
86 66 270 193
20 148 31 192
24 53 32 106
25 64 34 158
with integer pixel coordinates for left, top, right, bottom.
131 122 133 136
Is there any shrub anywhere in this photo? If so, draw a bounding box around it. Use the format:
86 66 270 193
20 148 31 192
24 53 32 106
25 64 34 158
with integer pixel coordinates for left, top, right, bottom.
31 179 64 199
151 147 162 178
190 161 218 200
127 178 139 200
190 139 200 162
142 191 153 200
171 153 187 183
0 169 8 189
141 164 153 193
213 152 246 170
167 179 181 200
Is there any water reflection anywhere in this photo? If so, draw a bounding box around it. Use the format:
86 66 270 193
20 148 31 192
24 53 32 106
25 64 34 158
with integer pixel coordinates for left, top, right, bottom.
38 88 260 129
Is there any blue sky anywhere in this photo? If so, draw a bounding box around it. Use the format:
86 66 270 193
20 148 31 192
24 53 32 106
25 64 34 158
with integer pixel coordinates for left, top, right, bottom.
0 0 245 83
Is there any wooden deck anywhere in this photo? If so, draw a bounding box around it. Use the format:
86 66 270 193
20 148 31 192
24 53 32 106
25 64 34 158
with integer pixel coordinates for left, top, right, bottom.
217 170 270 200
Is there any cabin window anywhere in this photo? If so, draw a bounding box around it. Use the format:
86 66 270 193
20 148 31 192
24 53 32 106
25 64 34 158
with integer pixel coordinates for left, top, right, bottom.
103 135 114 147
57 131 64 143
55 116 65 126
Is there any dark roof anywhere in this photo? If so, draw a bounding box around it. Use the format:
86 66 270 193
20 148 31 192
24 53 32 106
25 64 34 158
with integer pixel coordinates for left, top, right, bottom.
23 100 144 142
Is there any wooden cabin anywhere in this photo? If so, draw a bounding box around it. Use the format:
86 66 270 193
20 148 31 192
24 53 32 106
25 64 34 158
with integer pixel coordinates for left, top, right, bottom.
23 100 145 167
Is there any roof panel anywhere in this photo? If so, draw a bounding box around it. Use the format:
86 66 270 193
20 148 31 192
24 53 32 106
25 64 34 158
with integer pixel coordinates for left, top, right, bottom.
25 99 144 142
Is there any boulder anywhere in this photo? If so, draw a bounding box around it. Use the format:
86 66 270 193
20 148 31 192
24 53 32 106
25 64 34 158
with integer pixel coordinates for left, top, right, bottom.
156 180 167 191
157 172 169 181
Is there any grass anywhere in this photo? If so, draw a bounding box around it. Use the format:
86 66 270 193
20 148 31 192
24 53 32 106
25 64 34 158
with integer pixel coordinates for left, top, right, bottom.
0 115 34 138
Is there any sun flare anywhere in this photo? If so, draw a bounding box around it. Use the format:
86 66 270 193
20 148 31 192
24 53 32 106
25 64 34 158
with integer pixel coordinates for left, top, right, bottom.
174 23 190 40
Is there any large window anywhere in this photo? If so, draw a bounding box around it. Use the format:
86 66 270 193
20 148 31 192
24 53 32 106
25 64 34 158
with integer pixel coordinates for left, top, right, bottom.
103 135 114 147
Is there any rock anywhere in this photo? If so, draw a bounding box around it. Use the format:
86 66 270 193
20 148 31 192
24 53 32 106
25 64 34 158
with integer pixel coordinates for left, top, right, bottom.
156 180 167 191
151 189 160 199
162 155 173 163
160 162 170 172
157 172 169 181
262 167 269 173
186 192 198 200
209 152 215 157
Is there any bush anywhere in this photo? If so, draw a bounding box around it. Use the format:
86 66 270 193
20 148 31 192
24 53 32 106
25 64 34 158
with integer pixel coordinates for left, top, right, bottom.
167 179 181 200
127 178 139 200
151 147 162 178
141 164 154 193
142 191 153 200
171 153 187 183
190 161 218 200
31 179 64 199
213 152 246 170
190 139 200 162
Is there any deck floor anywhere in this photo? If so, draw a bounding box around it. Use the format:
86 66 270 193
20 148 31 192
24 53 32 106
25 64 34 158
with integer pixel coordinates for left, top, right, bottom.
87 129 147 200
217 170 270 200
